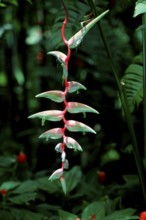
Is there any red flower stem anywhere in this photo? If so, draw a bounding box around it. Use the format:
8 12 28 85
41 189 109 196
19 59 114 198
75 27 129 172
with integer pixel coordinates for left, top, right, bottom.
61 0 71 69
61 0 71 172
61 80 68 171
62 78 69 125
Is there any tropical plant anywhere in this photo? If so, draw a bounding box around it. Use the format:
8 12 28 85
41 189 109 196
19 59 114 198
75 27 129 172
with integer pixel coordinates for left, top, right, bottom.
29 0 108 194
1 0 146 219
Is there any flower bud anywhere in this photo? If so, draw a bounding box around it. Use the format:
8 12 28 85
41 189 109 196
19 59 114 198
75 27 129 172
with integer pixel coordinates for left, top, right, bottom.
97 171 106 184
17 152 27 164
140 211 146 220
0 189 7 197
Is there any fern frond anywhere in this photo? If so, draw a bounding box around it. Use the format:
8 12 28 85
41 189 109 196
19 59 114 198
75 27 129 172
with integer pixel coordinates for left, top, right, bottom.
121 53 143 113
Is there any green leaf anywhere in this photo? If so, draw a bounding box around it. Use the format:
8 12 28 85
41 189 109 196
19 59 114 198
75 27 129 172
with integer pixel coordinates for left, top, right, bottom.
13 180 38 194
58 210 78 220
68 10 109 48
0 156 16 167
66 120 96 134
10 208 45 220
104 208 136 220
60 176 67 194
100 149 120 166
26 26 42 45
68 81 86 93
133 2 146 17
36 90 65 102
67 102 99 114
81 201 105 220
65 166 82 193
28 110 63 122
0 181 20 191
36 177 61 193
39 128 63 140
9 192 37 205
121 63 143 113
136 24 146 31
0 3 6 7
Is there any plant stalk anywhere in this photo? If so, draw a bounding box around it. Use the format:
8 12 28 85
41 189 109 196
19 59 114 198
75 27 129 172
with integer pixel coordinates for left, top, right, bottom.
142 13 146 161
87 0 146 203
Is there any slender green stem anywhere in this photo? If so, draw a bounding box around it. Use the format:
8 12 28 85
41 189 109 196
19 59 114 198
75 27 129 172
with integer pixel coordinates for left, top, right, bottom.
142 13 146 161
121 82 146 202
87 0 146 203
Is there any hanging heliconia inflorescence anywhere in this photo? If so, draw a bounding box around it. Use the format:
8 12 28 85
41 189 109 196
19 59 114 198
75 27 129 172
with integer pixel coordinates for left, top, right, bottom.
29 0 109 193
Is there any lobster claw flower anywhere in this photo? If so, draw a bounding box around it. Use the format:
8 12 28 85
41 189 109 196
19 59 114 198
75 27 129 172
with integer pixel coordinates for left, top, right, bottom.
39 128 63 140
67 102 99 114
49 168 63 181
68 10 109 48
28 110 63 122
66 120 96 134
36 90 65 103
64 136 83 151
48 51 67 64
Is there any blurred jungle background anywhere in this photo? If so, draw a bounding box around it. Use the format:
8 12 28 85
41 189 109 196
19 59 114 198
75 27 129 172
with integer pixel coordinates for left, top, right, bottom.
0 0 145 219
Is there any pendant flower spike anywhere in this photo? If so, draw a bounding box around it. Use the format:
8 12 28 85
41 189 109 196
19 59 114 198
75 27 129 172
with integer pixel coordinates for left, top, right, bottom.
29 0 109 194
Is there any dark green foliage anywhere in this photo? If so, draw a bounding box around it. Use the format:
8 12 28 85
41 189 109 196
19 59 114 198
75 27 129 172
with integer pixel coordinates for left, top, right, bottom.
0 0 144 219
120 53 143 113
